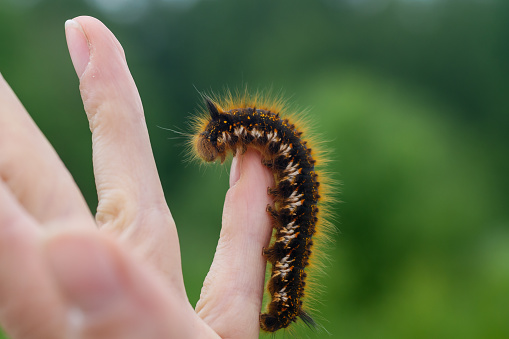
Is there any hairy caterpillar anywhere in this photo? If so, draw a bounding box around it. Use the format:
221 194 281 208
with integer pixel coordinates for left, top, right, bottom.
190 90 333 332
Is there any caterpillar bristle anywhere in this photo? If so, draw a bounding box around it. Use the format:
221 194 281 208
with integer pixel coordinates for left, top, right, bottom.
299 310 317 329
204 95 220 119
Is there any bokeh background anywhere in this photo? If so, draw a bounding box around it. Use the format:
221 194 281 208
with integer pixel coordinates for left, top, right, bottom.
1 0 508 338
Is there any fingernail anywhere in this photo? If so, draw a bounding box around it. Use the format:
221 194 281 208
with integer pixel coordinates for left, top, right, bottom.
46 234 123 315
65 19 90 78
230 155 242 187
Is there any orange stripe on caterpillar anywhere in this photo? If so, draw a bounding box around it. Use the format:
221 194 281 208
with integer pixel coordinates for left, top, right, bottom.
190 90 333 332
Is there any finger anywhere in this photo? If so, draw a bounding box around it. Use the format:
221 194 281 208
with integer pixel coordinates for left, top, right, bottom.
195 149 274 339
0 73 93 227
66 16 183 284
0 181 67 338
45 232 220 339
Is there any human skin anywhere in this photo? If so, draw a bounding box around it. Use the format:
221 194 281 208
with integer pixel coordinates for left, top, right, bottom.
0 16 273 339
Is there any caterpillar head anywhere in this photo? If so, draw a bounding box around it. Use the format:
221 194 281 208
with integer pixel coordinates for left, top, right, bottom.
195 97 227 163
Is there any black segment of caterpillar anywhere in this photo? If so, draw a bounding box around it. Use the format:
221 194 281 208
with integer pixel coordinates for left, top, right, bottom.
192 94 321 332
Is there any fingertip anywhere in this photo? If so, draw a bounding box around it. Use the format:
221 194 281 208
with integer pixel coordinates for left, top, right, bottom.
229 149 273 194
65 16 128 87
224 149 273 244
72 16 126 63
65 19 90 79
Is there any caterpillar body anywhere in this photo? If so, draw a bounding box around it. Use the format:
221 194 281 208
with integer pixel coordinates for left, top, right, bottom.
191 91 332 332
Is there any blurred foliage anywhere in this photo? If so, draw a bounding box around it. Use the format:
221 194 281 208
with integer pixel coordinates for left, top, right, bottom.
1 0 508 338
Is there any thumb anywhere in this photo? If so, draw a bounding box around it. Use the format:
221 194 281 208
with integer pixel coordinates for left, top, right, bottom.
45 232 217 339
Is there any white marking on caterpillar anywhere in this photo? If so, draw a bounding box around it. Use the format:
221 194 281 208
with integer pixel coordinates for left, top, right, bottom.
222 131 231 142
251 128 263 138
279 143 292 156
287 190 304 203
285 161 299 174
266 130 279 143
283 232 298 244
280 226 296 235
286 199 303 212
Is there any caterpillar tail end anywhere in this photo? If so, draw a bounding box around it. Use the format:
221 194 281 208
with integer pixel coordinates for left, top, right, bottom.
260 313 279 332
259 311 316 332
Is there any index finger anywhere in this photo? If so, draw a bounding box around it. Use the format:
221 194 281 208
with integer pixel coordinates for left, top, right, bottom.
66 17 184 288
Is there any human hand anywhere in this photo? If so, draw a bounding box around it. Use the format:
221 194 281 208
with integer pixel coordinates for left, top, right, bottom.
0 16 273 339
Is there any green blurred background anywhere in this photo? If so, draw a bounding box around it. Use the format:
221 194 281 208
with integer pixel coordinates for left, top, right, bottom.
1 0 508 338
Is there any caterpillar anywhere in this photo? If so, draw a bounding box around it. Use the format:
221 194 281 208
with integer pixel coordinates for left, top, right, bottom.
190 90 332 332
